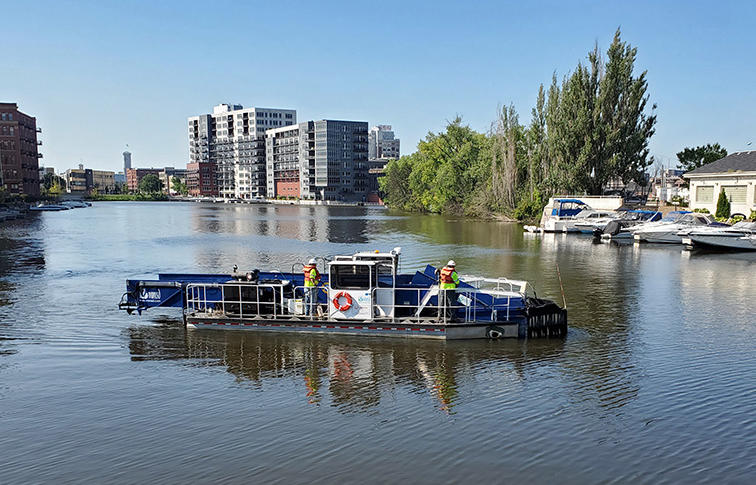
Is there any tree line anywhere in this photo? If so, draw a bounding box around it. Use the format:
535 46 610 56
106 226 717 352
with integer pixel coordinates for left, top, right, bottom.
380 30 657 219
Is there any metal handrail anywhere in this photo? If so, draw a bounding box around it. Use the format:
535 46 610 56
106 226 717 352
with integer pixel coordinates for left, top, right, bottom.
183 282 518 325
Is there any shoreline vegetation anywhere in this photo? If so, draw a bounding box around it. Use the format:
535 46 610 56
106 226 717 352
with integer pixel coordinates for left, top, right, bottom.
379 29 657 222
88 193 169 202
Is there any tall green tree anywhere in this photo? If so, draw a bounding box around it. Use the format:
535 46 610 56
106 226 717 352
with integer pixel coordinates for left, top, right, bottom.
407 118 489 213
138 174 162 193
676 143 727 172
595 30 657 192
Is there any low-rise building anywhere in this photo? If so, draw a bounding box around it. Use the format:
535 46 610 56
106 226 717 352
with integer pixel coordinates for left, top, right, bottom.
63 165 116 194
64 165 90 194
685 151 756 215
126 168 161 192
159 167 188 195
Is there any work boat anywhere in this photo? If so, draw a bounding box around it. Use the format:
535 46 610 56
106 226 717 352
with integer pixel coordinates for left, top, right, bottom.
681 221 756 250
633 212 726 244
118 248 567 340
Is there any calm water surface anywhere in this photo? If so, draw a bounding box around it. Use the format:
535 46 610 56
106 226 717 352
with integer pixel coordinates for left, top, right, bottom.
1 202 754 484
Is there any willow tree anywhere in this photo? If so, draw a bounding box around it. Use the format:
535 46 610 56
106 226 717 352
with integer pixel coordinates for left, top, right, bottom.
490 104 522 209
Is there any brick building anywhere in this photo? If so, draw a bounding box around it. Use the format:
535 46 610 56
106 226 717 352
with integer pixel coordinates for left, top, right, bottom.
126 168 161 192
0 102 41 196
186 161 217 197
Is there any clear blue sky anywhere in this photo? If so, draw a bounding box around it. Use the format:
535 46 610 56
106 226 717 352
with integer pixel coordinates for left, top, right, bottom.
3 0 755 173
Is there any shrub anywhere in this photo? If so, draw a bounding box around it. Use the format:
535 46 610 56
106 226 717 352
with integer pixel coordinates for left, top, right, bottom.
693 208 710 213
512 189 544 221
715 190 730 219
750 210 756 221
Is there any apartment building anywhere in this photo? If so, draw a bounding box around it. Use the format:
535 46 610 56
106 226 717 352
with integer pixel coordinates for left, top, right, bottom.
265 120 369 201
0 102 41 196
188 103 296 199
368 125 400 160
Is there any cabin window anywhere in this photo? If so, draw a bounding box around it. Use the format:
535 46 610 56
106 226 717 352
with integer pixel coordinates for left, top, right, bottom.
722 185 746 205
696 186 713 203
331 265 371 290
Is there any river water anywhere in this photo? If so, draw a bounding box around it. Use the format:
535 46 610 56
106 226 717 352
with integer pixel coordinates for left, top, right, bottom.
1 202 754 483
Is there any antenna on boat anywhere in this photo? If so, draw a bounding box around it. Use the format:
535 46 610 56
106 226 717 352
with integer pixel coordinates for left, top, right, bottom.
555 262 567 309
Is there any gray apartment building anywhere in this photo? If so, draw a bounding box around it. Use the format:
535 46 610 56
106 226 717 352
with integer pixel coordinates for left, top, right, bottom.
368 124 400 160
266 120 369 201
188 103 296 199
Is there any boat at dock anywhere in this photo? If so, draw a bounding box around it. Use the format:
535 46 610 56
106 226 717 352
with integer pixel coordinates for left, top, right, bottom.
633 212 726 244
599 210 685 241
579 209 660 236
119 248 567 340
525 196 624 233
681 221 756 251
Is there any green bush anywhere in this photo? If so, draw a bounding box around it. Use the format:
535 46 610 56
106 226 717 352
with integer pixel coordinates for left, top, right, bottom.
715 190 730 219
512 190 544 221
693 208 710 213
750 210 756 221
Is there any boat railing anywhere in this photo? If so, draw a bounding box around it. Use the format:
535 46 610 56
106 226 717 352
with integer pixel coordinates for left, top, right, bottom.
186 282 288 320
184 282 520 325
458 276 528 295
372 286 515 324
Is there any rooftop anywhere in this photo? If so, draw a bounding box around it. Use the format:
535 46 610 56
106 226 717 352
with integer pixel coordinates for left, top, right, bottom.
685 151 756 176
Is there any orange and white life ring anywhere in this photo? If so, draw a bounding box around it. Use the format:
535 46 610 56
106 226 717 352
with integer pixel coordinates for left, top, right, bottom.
332 291 353 312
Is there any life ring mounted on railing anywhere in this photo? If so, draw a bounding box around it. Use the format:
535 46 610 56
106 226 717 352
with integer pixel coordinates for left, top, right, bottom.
332 291 353 312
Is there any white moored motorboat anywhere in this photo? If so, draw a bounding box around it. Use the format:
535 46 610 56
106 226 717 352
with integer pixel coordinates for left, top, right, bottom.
633 212 726 244
681 221 756 250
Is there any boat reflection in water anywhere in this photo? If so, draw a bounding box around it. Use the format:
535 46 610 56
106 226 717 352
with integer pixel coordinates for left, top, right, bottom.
127 321 565 414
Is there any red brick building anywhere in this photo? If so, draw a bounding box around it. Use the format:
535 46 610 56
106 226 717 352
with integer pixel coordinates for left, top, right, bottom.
0 102 41 197
186 161 217 197
126 168 161 192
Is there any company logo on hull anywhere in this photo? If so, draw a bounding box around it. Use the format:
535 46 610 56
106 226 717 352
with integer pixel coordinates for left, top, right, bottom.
140 288 161 302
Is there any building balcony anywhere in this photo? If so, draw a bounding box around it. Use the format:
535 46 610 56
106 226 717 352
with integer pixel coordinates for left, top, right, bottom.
36 127 42 133
37 153 43 158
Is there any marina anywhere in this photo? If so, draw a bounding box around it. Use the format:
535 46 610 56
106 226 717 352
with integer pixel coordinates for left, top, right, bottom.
526 196 756 251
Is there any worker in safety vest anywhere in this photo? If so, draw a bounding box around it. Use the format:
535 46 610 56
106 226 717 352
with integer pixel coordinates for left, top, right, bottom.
303 258 321 316
439 260 460 321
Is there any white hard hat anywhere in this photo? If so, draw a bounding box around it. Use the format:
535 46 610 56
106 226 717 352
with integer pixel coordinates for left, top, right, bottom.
308 258 317 264
447 260 456 267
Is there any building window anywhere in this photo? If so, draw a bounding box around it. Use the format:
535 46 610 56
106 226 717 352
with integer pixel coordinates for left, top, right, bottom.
722 185 747 205
696 185 713 203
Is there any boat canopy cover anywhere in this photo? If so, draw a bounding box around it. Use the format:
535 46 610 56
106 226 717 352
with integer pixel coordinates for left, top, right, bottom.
551 199 591 217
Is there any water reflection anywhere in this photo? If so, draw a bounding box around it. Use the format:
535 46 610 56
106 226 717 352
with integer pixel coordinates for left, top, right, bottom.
189 204 373 243
127 322 566 414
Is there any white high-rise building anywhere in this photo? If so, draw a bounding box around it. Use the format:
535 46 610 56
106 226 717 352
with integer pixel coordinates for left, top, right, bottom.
188 103 296 199
368 125 400 160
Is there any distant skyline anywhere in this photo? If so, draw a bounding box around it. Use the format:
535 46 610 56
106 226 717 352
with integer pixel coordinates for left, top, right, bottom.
3 0 755 173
